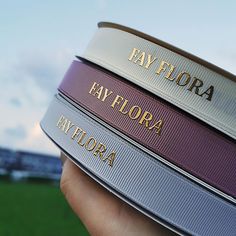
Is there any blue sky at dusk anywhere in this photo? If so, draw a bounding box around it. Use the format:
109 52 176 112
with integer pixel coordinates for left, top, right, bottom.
1 0 235 155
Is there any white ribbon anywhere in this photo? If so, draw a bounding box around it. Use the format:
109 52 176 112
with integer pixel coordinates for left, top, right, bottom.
82 25 236 139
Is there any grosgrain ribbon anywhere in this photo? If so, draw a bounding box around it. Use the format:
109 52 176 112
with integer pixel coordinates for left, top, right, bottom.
58 60 236 200
81 22 236 139
41 95 236 236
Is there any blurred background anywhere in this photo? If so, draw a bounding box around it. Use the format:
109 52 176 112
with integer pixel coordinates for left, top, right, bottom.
0 1 235 235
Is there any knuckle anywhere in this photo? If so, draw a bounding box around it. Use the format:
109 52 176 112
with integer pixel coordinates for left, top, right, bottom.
60 173 70 196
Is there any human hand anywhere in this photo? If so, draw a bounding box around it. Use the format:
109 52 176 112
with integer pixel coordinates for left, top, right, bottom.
60 153 175 236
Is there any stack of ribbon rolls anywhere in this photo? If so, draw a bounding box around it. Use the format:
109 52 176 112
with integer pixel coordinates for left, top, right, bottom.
41 22 236 235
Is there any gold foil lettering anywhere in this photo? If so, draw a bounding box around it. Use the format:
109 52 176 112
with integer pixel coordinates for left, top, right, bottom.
176 72 191 86
165 64 176 81
77 130 87 147
128 47 215 101
90 82 164 136
188 78 203 94
85 137 97 151
56 116 74 134
145 55 157 69
111 95 124 108
156 61 170 76
64 120 74 134
128 106 142 120
199 86 214 101
119 99 129 115
93 85 104 100
139 111 153 127
56 115 65 127
94 143 107 158
128 48 140 61
56 116 68 131
102 88 113 102
102 152 116 167
134 51 145 66
71 127 83 140
57 116 116 167
89 82 113 102
89 82 100 94
149 119 164 135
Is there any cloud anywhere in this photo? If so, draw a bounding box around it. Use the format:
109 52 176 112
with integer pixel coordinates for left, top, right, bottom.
15 51 70 94
1 122 59 155
4 124 27 140
9 98 22 107
1 48 74 107
19 122 59 155
14 48 74 97
96 0 108 10
0 48 74 154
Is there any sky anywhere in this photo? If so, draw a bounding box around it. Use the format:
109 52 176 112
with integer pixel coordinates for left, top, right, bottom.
0 0 236 155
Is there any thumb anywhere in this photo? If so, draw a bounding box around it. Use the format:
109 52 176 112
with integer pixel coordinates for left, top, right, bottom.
60 153 174 236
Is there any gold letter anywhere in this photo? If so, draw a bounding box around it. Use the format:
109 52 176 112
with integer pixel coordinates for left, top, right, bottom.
128 106 142 120
89 82 100 95
176 72 191 86
119 99 129 115
145 54 157 69
56 115 65 128
102 151 116 167
93 86 104 100
188 78 203 95
156 61 171 76
101 88 113 102
149 119 164 135
199 86 214 101
134 51 145 66
139 111 153 127
77 131 87 146
165 64 176 81
111 95 124 108
71 127 83 140
57 116 68 132
85 137 97 151
94 143 107 158
128 48 140 61
64 120 74 134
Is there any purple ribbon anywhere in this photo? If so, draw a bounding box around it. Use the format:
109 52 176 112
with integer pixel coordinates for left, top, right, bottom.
58 60 236 199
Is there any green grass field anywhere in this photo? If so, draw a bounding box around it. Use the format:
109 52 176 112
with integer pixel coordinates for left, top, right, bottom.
0 180 89 236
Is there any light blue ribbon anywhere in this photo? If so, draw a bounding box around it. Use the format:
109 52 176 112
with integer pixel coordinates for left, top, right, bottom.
41 95 236 236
